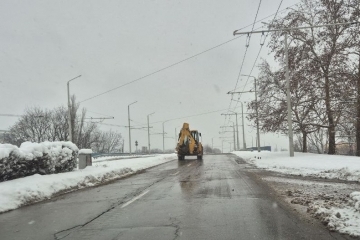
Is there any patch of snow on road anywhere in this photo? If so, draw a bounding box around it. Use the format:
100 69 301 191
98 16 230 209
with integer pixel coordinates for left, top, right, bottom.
0 153 176 213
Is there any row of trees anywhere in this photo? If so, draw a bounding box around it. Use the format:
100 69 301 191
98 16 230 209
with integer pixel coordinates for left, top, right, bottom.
203 145 222 154
4 96 123 153
247 0 360 155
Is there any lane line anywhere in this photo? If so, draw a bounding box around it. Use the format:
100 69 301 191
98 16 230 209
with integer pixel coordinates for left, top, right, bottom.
170 171 179 176
121 190 149 208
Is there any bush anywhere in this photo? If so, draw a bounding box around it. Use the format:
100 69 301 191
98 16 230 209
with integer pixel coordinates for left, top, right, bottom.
0 141 78 182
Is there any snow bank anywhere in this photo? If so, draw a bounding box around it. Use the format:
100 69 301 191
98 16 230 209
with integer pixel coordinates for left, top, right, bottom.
0 153 176 213
79 149 92 154
233 151 360 182
0 142 78 182
239 151 360 237
308 191 360 237
93 154 158 162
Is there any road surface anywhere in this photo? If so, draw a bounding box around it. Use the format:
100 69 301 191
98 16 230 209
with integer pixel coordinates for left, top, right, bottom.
0 154 349 239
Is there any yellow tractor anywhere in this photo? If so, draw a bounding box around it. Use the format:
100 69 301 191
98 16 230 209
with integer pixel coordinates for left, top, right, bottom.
176 123 203 160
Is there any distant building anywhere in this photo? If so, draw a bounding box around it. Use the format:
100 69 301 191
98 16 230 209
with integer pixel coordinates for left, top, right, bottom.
246 146 272 152
336 141 355 155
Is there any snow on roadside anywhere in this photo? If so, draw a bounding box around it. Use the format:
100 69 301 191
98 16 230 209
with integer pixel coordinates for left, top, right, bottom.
0 153 176 213
238 150 360 237
92 154 158 162
309 191 360 237
233 151 360 182
265 176 360 237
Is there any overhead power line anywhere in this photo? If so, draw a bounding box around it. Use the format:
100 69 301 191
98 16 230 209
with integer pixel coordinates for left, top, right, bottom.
79 2 299 104
0 114 23 117
224 0 263 127
226 0 285 126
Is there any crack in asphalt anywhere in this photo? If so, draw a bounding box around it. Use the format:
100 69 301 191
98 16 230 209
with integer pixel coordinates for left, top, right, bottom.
168 217 181 240
54 225 82 240
53 175 168 240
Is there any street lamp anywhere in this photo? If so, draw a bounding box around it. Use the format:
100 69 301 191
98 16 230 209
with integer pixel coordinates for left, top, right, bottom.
67 75 81 142
128 101 138 154
147 112 155 154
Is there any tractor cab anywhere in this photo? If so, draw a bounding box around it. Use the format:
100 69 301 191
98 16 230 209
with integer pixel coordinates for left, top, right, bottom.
190 130 201 143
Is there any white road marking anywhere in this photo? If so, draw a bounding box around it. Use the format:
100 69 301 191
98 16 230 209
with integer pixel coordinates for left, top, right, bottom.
187 164 191 167
121 190 149 208
170 171 179 176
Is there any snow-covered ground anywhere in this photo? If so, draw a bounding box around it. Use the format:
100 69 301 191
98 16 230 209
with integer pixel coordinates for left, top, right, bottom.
233 151 360 182
233 151 360 237
0 153 176 213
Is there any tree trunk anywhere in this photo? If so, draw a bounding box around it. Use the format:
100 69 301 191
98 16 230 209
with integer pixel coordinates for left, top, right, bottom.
302 131 307 153
356 57 360 156
324 74 336 154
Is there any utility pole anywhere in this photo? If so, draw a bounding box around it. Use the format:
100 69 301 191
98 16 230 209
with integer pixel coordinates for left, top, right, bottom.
175 128 177 147
230 122 236 152
162 120 169 153
240 75 260 152
128 101 137 154
147 112 155 154
212 137 214 152
221 113 239 151
67 75 81 142
233 21 360 157
231 111 240 151
228 86 259 152
241 102 246 149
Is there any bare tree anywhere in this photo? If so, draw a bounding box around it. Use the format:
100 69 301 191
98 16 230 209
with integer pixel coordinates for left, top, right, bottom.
92 130 122 153
247 60 320 152
266 0 357 154
5 97 122 152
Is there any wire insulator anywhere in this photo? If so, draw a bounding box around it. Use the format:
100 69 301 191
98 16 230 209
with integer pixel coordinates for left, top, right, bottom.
246 33 250 47
260 32 265 46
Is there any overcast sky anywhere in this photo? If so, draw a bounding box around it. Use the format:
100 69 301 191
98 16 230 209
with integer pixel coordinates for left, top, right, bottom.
0 0 298 152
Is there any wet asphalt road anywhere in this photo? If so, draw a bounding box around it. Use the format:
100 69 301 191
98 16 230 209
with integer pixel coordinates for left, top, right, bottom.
0 154 348 240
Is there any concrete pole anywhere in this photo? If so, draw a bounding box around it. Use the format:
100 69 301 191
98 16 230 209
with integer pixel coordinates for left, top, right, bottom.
232 122 236 151
241 102 246 149
67 82 72 142
128 101 137 154
175 128 177 147
254 77 261 152
212 138 214 151
235 112 240 151
162 122 165 153
285 32 294 157
147 112 154 154
147 115 150 154
128 105 131 154
66 75 81 143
